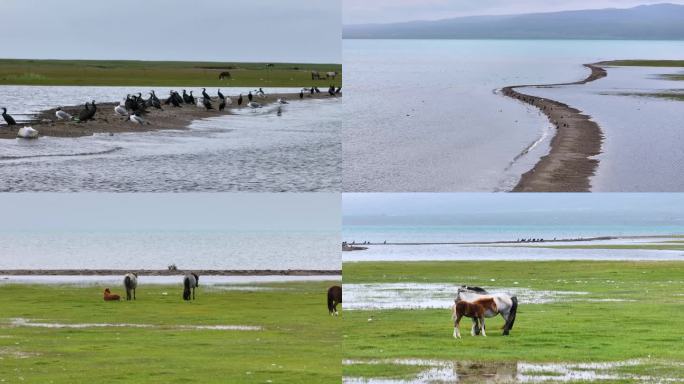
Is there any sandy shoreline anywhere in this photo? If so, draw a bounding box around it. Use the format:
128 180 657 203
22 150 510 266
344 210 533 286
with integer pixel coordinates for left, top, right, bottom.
0 269 341 276
502 64 607 192
0 91 338 140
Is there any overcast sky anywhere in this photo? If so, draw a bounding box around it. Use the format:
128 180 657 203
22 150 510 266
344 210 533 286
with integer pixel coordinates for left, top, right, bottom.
0 0 340 63
344 0 684 24
343 193 684 226
1 194 340 232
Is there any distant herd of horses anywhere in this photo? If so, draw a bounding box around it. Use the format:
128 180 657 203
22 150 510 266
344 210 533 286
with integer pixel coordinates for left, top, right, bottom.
102 273 343 316
216 70 338 81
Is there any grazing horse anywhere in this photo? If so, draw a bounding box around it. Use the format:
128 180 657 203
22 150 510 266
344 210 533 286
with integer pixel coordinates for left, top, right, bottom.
327 285 342 316
124 273 138 301
311 70 321 80
218 71 231 80
183 273 199 301
325 71 338 80
103 288 121 301
456 286 518 336
452 298 490 338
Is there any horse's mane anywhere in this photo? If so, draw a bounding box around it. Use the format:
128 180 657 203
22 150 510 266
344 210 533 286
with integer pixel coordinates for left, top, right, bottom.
459 285 489 294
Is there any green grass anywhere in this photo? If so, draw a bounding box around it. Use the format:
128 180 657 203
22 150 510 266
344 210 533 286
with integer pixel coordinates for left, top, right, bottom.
611 92 684 102
342 261 684 380
0 59 342 87
0 281 340 383
599 60 684 67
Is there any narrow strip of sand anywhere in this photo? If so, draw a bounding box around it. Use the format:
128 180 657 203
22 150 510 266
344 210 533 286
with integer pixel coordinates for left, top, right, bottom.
0 91 337 140
0 269 341 276
502 64 607 192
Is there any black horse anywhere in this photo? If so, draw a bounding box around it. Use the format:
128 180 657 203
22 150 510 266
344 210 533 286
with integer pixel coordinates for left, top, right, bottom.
327 285 342 316
183 272 199 301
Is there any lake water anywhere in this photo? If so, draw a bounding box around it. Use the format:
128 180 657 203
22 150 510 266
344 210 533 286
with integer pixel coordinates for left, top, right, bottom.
342 39 684 192
343 225 684 262
0 86 340 192
0 230 340 270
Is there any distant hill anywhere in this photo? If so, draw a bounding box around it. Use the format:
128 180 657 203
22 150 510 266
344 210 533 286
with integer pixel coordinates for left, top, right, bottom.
343 3 684 40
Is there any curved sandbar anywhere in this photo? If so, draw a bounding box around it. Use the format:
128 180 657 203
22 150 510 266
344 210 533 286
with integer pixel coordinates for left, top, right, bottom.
0 91 337 140
502 64 607 192
0 269 341 276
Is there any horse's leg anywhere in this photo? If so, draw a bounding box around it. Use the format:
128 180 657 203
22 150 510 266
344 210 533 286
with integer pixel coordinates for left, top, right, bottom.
453 314 462 339
471 319 478 336
133 288 136 301
480 317 487 337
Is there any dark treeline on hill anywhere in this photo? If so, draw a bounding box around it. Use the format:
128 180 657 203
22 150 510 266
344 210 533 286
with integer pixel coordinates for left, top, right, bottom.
343 3 684 40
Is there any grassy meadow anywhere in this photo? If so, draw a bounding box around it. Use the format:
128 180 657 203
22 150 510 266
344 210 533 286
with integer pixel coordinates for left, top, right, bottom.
0 59 342 87
342 261 684 381
0 280 341 383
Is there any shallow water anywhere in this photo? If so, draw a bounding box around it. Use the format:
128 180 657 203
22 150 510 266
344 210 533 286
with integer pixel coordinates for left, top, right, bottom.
0 230 340 270
524 66 684 191
5 318 262 331
343 39 684 192
0 275 340 285
0 86 340 192
343 359 683 383
343 283 592 311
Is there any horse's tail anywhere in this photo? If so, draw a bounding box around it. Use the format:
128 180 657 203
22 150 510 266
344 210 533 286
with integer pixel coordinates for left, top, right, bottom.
504 296 518 334
124 275 131 289
183 277 191 301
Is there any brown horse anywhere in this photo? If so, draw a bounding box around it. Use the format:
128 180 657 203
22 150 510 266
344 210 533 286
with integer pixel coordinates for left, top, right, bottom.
103 288 121 301
452 298 497 338
327 285 342 316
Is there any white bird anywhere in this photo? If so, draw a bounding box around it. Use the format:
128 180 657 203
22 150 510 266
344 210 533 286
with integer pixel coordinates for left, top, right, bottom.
129 113 145 125
276 98 288 104
114 105 128 117
224 97 233 105
55 107 72 120
17 126 39 139
196 98 204 109
247 101 262 109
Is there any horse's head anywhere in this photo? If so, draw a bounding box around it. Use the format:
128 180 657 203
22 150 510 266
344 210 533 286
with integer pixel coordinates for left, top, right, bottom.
104 288 111 295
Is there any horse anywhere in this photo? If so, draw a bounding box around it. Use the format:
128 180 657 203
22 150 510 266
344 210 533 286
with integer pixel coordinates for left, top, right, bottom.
311 70 321 80
183 273 199 301
327 285 342 316
325 71 338 80
218 71 231 80
455 286 518 336
103 288 121 301
124 273 138 301
452 298 489 338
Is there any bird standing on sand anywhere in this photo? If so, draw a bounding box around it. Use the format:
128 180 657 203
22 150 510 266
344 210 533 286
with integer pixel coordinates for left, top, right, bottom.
299 90 304 99
247 101 261 109
55 107 72 120
129 112 145 125
2 108 17 126
114 105 128 117
202 88 210 100
237 94 243 106
203 98 214 111
219 98 226 111
248 91 253 101
182 90 191 104
217 89 225 100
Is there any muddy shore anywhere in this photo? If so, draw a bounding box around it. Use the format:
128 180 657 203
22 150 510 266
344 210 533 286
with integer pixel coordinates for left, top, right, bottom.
0 269 341 276
0 91 337 140
502 64 607 192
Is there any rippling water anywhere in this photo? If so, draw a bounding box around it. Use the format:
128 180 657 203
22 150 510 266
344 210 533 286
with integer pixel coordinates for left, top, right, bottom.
0 86 340 191
0 230 340 270
343 39 684 192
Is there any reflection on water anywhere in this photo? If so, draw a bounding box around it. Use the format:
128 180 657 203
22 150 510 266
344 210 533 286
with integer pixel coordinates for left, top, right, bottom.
0 86 340 192
343 359 684 383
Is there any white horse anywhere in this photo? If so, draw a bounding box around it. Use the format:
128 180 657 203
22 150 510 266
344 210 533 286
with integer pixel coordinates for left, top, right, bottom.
123 273 138 301
455 286 518 336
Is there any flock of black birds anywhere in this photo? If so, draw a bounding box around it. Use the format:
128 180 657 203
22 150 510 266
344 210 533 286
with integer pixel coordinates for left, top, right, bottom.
1 85 342 128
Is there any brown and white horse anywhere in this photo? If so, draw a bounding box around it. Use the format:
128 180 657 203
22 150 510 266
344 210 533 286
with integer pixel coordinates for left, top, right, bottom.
452 298 492 338
454 286 518 336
